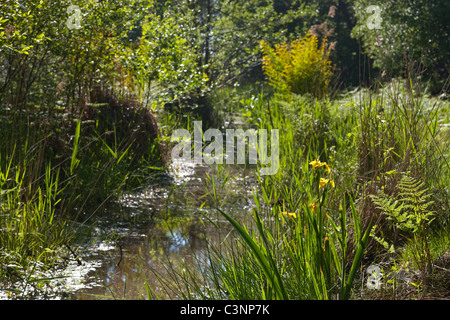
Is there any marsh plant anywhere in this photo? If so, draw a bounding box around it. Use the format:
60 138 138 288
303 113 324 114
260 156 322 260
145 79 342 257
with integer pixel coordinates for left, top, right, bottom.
149 93 375 300
149 73 449 300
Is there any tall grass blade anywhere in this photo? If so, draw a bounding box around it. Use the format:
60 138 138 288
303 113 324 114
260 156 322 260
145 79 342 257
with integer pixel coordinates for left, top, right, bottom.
70 118 81 175
217 208 288 300
342 216 374 300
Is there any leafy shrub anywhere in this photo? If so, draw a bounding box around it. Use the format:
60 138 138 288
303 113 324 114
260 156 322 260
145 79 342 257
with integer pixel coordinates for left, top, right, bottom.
260 32 333 98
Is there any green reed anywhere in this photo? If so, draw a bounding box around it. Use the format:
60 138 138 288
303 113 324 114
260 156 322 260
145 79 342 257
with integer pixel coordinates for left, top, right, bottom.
149 91 375 300
0 150 70 286
149 75 449 300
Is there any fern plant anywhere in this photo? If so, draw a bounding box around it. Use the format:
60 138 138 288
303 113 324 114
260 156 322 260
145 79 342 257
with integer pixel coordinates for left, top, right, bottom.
396 176 435 232
370 174 435 273
370 175 434 235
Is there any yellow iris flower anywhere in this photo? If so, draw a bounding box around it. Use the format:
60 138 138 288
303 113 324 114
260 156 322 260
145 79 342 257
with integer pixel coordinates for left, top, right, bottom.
282 212 297 219
309 159 322 168
310 159 334 188
319 178 335 188
319 178 329 188
309 159 331 174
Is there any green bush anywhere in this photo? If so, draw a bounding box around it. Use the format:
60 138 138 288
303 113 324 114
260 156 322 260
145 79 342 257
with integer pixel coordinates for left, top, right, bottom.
260 32 333 98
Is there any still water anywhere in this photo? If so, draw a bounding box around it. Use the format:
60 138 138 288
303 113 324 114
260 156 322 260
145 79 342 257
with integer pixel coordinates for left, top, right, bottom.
66 159 257 299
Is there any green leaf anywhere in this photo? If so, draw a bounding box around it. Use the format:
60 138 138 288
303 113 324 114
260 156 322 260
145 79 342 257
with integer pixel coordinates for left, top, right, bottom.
217 208 288 300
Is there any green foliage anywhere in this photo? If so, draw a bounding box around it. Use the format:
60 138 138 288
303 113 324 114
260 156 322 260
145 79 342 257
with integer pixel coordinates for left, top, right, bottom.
370 175 435 235
135 6 211 109
214 0 318 83
152 90 375 300
132 0 322 115
218 209 289 300
370 174 436 274
0 0 449 301
355 78 448 187
352 0 450 92
152 75 449 299
0 154 71 286
0 1 165 293
261 32 333 98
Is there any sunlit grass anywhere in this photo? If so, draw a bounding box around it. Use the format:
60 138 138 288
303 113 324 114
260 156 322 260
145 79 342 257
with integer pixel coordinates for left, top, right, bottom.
150 77 450 300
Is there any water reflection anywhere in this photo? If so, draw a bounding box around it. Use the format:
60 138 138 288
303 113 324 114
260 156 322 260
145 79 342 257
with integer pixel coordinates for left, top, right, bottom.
69 160 256 300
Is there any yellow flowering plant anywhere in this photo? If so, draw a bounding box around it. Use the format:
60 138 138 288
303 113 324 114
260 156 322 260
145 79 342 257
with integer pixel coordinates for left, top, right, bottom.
260 31 333 98
282 212 297 219
309 159 335 190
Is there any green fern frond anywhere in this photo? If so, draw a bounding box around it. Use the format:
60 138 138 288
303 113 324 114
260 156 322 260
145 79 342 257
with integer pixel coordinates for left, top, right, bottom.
370 174 435 234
